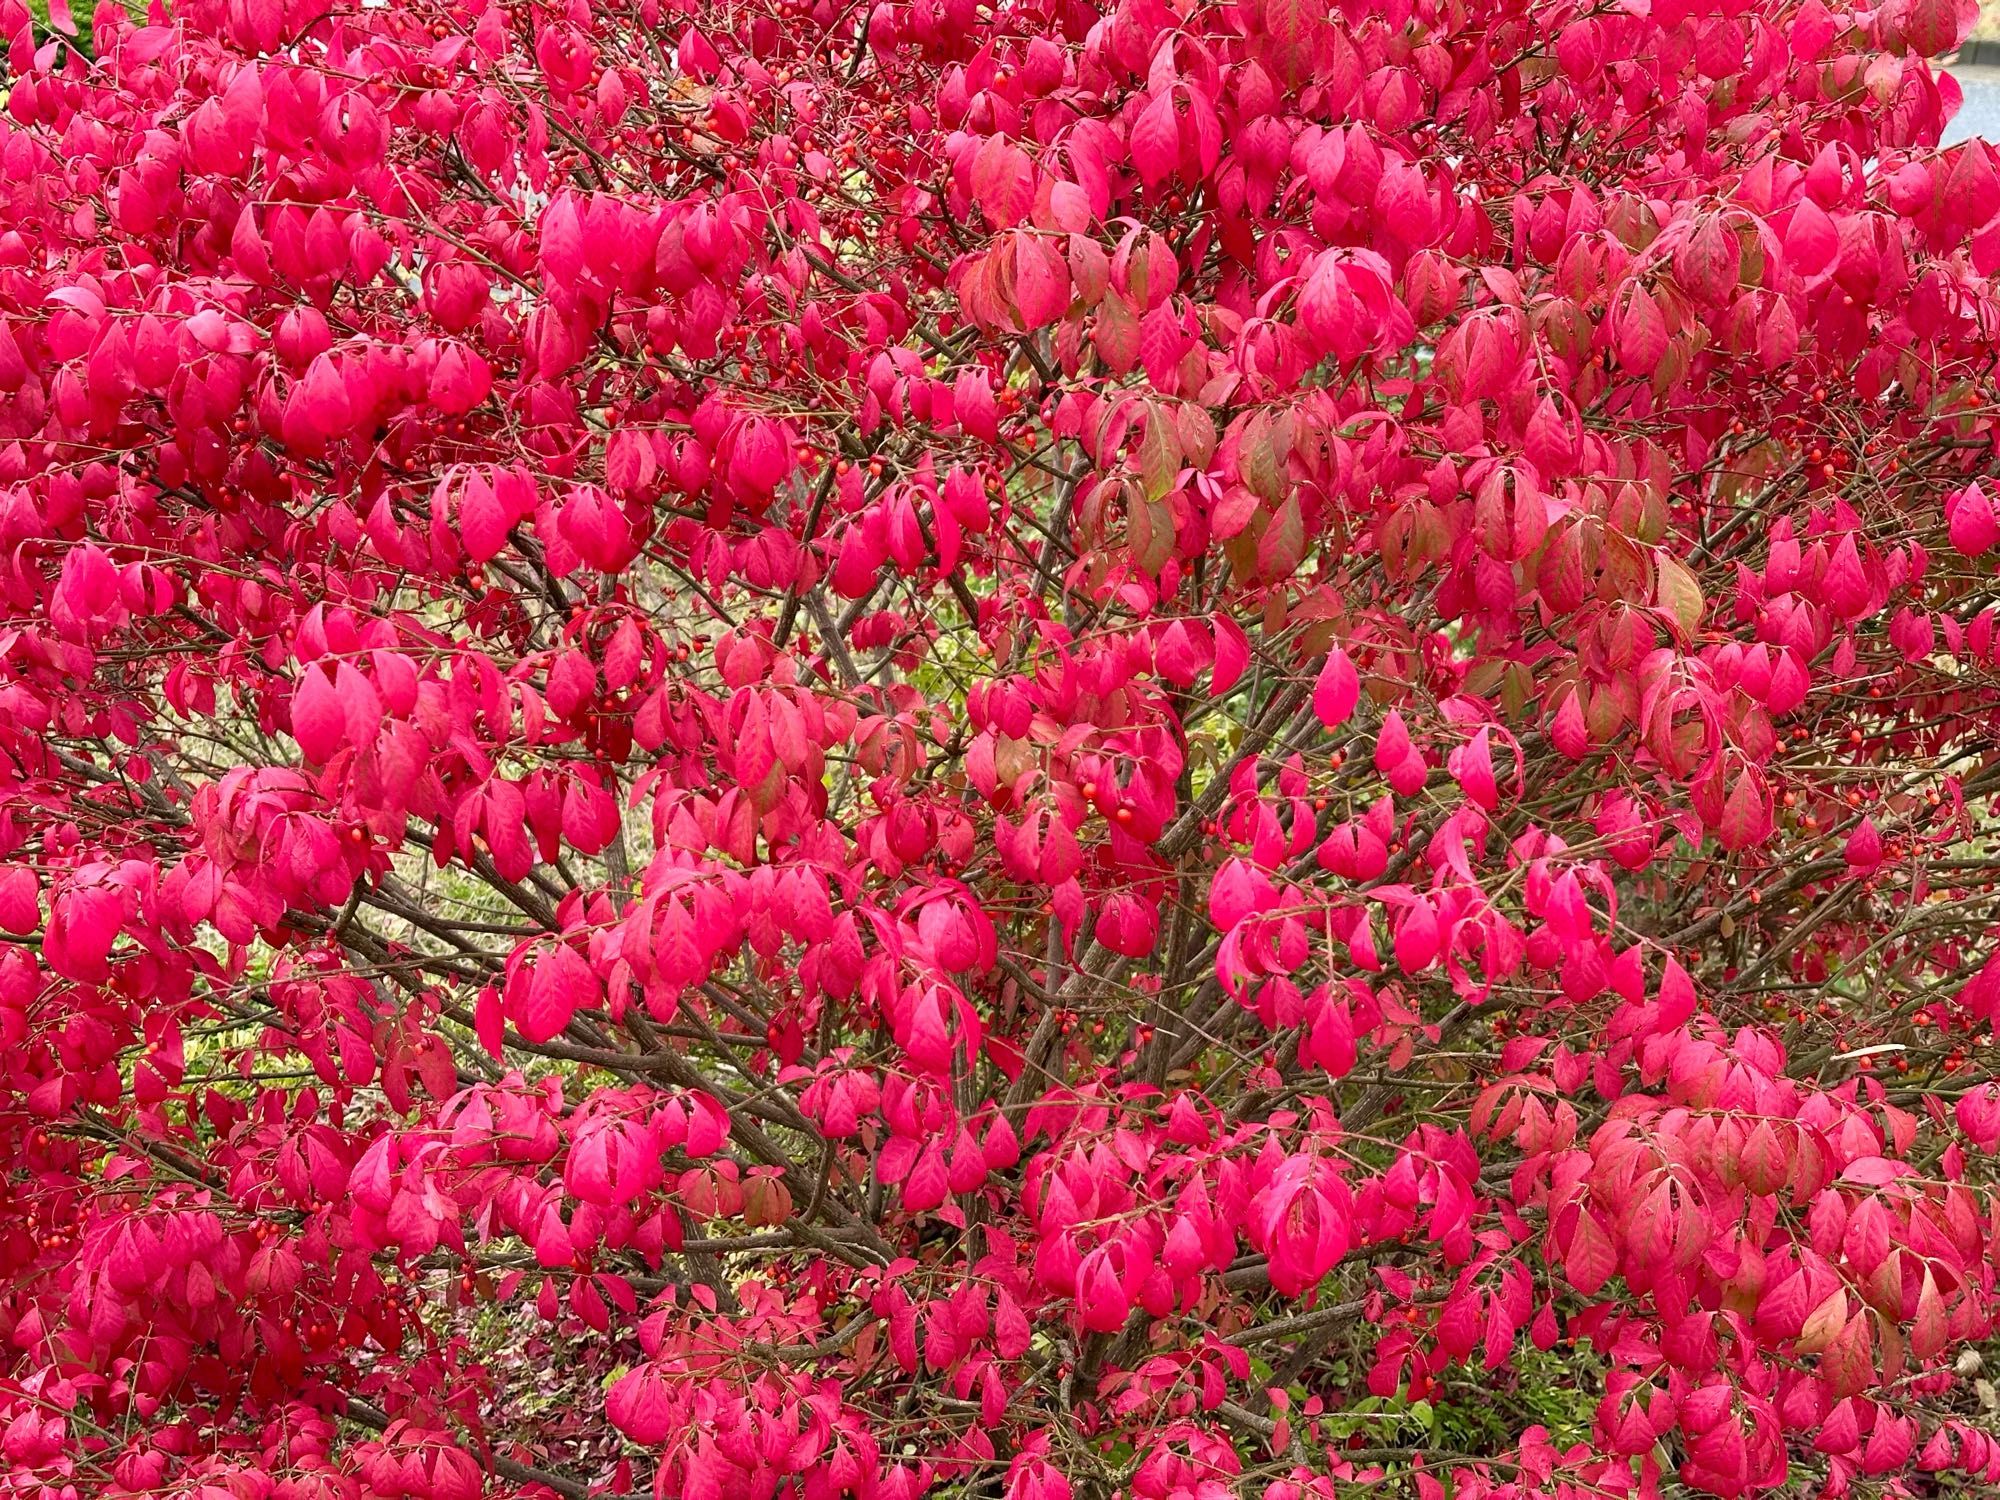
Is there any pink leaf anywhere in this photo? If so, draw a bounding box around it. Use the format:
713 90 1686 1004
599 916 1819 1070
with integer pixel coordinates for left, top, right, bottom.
970 136 1034 229
1948 481 1999 556
0 866 39 936
1313 648 1360 729
1785 198 1840 279
1130 93 1180 188
292 666 346 763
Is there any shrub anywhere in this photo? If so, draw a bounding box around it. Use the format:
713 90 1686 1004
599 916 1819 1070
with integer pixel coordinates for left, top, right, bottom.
0 0 1998 1496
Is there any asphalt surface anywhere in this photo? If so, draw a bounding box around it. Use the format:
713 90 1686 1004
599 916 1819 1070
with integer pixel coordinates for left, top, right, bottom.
1947 66 2000 144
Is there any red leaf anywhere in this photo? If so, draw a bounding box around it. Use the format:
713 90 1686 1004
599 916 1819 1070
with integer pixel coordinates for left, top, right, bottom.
1130 93 1181 188
1564 1208 1617 1294
1715 769 1767 852
1213 617 1250 694
1785 198 1840 279
459 470 514 562
1312 648 1359 729
292 665 345 763
1011 234 1072 329
1948 481 1999 556
970 135 1034 229
0 866 40 936
1257 0 1326 86
1616 286 1667 373
606 1365 676 1444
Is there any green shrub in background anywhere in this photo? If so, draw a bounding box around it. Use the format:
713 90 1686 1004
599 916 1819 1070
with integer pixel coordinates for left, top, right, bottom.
19 0 147 58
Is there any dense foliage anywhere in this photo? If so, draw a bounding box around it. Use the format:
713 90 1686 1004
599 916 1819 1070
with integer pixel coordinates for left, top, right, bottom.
4 0 2000 1495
